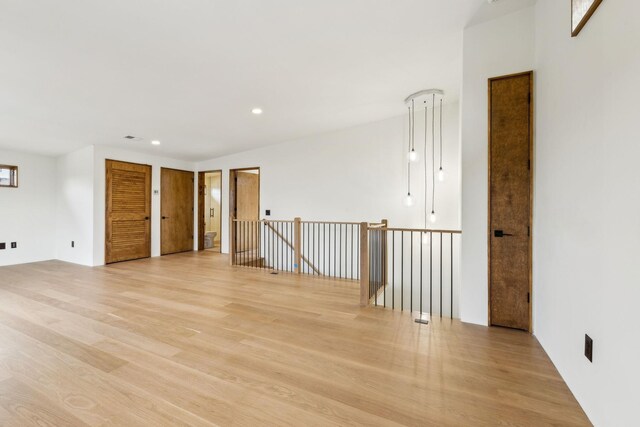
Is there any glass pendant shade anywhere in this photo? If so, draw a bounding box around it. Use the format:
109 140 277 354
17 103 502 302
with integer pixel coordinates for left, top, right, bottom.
404 193 414 207
438 167 445 182
430 211 437 223
408 149 418 163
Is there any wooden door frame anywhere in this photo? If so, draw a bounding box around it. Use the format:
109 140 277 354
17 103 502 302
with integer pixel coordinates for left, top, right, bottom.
487 71 534 333
198 170 223 252
229 167 261 220
105 159 152 264
160 167 195 256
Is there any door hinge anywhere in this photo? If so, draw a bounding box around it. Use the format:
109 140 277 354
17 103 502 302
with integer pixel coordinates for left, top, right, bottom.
528 159 531 170
527 226 530 237
527 292 530 304
528 93 531 104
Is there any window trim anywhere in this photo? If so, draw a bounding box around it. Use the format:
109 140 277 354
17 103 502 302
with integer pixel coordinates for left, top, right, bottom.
0 165 18 188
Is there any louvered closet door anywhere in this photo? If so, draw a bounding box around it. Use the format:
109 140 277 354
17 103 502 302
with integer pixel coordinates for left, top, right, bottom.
105 160 152 264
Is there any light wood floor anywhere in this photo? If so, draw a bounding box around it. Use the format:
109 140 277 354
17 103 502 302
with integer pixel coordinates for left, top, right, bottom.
0 252 589 426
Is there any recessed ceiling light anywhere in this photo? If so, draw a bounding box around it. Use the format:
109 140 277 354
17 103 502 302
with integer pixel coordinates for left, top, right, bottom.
251 108 263 115
151 140 161 145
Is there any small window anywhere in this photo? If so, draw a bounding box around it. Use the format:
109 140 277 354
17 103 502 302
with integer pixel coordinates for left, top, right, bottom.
0 165 18 188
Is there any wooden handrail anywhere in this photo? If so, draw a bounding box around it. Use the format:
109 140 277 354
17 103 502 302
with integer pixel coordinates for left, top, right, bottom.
301 220 361 225
232 218 293 223
368 223 387 229
381 227 462 234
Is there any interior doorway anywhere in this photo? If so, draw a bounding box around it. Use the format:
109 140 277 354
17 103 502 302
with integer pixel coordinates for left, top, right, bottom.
198 170 222 253
161 167 195 255
488 71 533 332
229 168 260 255
229 168 260 220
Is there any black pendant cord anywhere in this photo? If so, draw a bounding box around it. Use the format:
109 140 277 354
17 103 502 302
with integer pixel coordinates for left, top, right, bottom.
431 94 436 214
424 102 428 227
411 98 415 152
439 98 443 170
407 105 411 196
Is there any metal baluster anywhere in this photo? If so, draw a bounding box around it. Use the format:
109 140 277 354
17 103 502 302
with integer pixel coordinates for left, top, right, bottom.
278 222 284 271
323 224 327 276
401 231 404 311
285 222 293 272
410 231 413 312
430 231 433 316
451 233 454 318
350 224 353 280
383 229 387 307
344 224 348 280
336 223 339 279
355 225 359 279
391 230 394 309
338 224 342 278
374 230 378 306
420 231 423 315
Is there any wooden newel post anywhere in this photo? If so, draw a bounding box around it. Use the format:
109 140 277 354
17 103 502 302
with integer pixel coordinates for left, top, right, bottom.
359 222 369 307
294 217 302 274
229 215 236 266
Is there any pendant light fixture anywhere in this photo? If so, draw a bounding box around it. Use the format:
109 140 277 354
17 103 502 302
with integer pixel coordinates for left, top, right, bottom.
430 93 437 223
402 89 445 221
422 101 430 244
407 99 418 163
438 97 445 182
404 105 414 207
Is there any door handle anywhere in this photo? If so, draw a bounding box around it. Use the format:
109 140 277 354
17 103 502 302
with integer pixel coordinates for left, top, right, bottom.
145 217 149 220
494 230 513 238
162 216 169 220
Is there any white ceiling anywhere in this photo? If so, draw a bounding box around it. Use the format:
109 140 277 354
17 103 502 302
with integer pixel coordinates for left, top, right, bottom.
0 0 495 161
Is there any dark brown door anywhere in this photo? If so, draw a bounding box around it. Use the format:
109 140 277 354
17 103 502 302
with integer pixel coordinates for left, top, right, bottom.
489 72 533 331
161 168 194 255
198 172 205 251
105 160 151 264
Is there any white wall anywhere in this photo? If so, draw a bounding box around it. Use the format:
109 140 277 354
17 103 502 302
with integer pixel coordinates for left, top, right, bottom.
533 1 640 425
0 149 56 266
197 104 461 254
460 7 535 326
55 146 94 266
92 146 196 266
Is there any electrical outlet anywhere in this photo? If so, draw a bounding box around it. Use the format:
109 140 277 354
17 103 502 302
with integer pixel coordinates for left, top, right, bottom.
0 242 5 250
585 334 593 362
10 242 17 249
71 241 75 248
265 209 271 216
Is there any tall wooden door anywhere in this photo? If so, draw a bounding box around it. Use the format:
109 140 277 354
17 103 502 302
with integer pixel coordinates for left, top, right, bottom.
197 172 205 251
489 72 533 331
105 160 151 264
161 168 194 255
230 169 260 253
